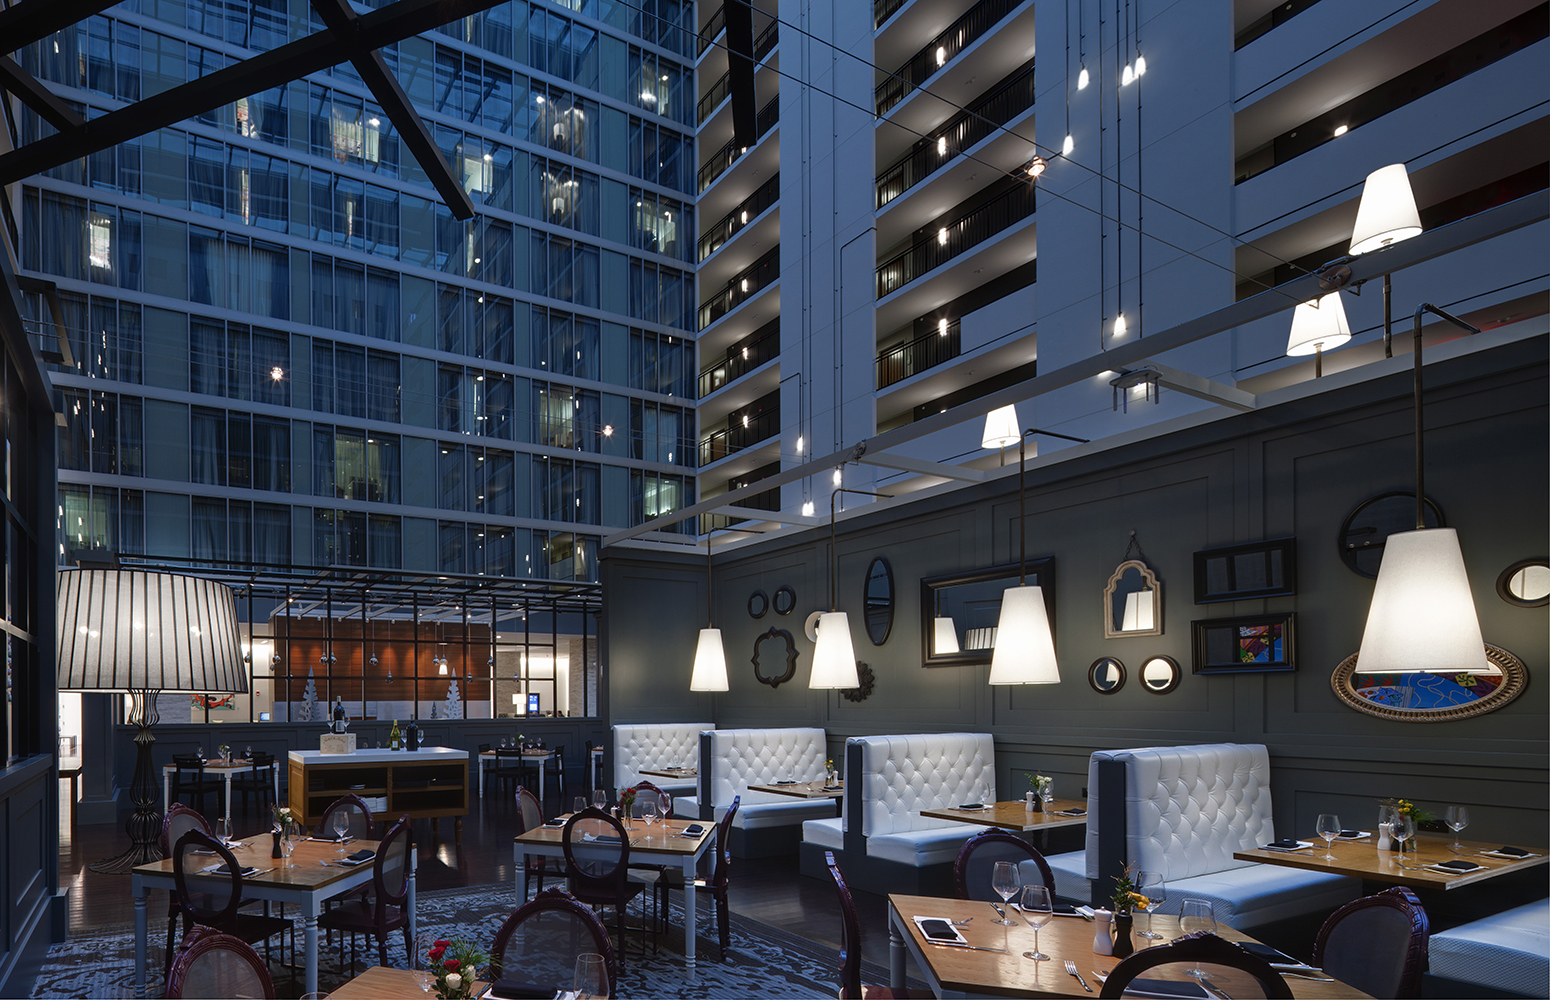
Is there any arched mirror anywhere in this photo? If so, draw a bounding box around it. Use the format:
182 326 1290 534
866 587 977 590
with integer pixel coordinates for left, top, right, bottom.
1331 644 1527 721
1088 657 1126 694
1104 560 1163 638
862 557 894 646
1140 655 1181 694
1497 559 1550 608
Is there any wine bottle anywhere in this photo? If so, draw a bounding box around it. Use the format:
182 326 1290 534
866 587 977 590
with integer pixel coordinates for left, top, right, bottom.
389 719 401 750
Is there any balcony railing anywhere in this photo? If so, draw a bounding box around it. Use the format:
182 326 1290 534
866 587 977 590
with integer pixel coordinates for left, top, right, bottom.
874 0 908 28
700 389 780 465
875 0 1022 116
696 21 781 121
876 181 1035 297
699 173 780 262
876 319 961 389
877 62 1034 208
699 317 780 397
697 97 780 192
698 6 726 55
699 246 780 329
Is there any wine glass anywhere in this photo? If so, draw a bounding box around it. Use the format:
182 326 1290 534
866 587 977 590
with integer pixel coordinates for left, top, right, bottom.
573 952 608 999
332 811 351 854
592 789 608 810
1179 900 1217 979
990 861 1020 924
215 817 233 847
659 790 673 819
244 745 253 761
413 930 437 994
1137 872 1166 939
1391 812 1416 868
1316 813 1342 860
573 795 587 816
640 799 658 826
1019 884 1053 961
1444 805 1470 853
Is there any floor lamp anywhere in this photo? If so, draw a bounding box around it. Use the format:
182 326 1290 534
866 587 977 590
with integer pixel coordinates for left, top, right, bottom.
56 569 248 872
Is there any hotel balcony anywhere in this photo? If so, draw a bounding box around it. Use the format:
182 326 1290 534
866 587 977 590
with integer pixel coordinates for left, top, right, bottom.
876 318 960 390
698 388 780 474
699 246 780 332
699 317 779 402
698 97 780 196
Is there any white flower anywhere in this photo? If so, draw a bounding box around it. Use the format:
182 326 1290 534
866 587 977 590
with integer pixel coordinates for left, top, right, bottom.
446 972 462 991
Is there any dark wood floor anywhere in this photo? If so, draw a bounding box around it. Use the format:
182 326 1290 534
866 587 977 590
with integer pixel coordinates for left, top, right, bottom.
58 777 902 965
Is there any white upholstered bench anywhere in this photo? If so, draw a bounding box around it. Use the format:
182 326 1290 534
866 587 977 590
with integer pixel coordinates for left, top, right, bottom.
1035 743 1359 930
682 727 836 857
612 722 710 800
1427 899 1550 998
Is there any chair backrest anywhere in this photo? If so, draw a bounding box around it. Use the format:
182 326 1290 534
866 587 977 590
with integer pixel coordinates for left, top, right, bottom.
516 786 545 832
489 886 618 989
371 815 412 921
317 792 375 839
711 795 740 887
478 743 492 753
628 780 672 819
172 755 207 783
160 803 213 855
165 926 275 999
705 727 826 808
852 732 995 836
824 851 864 999
561 807 629 898
1313 886 1429 998
953 828 1055 900
494 747 525 769
1098 932 1293 999
247 751 274 773
172 829 243 927
612 722 711 790
1084 742 1273 883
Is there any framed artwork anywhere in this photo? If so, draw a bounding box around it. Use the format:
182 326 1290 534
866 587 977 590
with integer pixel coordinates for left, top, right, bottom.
1191 613 1296 673
1193 538 1296 604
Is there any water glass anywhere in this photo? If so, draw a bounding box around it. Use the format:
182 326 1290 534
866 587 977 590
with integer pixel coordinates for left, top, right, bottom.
573 952 608 999
215 817 233 846
1019 884 1053 961
1179 900 1217 979
1444 805 1469 852
592 789 608 810
641 799 659 825
1137 872 1166 939
1316 813 1342 860
574 795 587 816
990 861 1020 924
1391 812 1417 867
659 790 673 819
332 812 351 853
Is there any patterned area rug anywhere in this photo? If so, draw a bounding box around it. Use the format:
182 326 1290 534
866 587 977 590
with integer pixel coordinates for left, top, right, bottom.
33 882 913 998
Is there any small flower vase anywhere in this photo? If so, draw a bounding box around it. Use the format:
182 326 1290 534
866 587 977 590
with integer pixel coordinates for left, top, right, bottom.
1112 912 1135 958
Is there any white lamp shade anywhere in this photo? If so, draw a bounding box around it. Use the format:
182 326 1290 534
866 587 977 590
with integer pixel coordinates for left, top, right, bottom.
1286 293 1353 357
981 404 1021 450
1121 590 1155 631
56 569 247 693
1349 163 1422 255
988 586 1060 685
810 612 861 689
1358 528 1486 673
933 616 961 654
689 628 730 691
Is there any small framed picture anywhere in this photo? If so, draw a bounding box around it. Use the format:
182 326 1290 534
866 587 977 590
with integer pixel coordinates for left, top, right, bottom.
1191 613 1296 673
1193 538 1296 604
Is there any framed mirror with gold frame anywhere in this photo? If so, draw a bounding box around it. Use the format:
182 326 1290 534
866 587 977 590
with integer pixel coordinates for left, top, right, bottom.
1330 644 1527 722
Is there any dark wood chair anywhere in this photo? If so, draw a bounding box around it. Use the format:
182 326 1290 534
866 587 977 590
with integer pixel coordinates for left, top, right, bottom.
316 792 376 840
171 830 291 968
159 804 214 976
657 794 738 960
628 780 674 820
316 814 414 968
1099 932 1294 999
561 806 648 960
1312 886 1430 998
165 926 275 1000
825 850 900 999
493 747 527 799
171 754 223 816
515 785 565 899
951 828 1055 901
489 887 618 994
230 752 276 818
548 745 568 810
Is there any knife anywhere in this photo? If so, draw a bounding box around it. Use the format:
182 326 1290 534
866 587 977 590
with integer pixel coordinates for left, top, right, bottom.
991 902 1008 920
925 940 1007 954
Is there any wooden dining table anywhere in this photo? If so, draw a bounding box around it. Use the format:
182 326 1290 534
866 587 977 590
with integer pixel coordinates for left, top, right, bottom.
639 766 698 779
889 895 1374 998
330 964 485 999
477 749 555 801
1232 832 1547 890
920 799 1089 833
749 778 844 799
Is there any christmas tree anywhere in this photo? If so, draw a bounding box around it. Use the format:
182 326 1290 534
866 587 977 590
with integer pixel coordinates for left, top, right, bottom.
298 668 319 722
443 680 463 719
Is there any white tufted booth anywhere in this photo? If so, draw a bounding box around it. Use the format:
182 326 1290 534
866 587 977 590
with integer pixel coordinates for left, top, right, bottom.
803 733 992 868
1428 899 1549 997
612 722 710 797
688 728 837 838
1036 744 1358 928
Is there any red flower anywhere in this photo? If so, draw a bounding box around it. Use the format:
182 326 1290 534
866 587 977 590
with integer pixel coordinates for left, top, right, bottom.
442 959 461 972
428 946 446 961
434 939 451 948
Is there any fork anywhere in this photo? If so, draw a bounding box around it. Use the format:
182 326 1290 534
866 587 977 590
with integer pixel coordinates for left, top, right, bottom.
1063 960 1092 992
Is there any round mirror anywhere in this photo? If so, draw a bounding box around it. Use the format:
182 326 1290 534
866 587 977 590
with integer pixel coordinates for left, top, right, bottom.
748 590 769 618
862 558 893 646
1497 559 1550 607
1140 655 1181 694
1331 643 1527 721
1339 491 1444 578
1088 657 1126 694
773 586 796 615
1103 559 1162 638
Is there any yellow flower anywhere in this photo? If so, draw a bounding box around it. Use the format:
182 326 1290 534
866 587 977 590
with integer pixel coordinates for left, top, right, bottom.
1129 892 1150 909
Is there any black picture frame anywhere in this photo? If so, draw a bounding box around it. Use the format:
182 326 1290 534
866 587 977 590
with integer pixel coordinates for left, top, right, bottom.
919 559 1056 667
1191 613 1297 674
1193 538 1297 604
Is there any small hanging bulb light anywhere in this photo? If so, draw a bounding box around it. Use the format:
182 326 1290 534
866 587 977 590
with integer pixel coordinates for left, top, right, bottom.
1026 155 1047 178
832 468 842 487
1077 64 1089 90
1121 62 1134 86
1135 53 1147 77
1062 133 1075 156
801 499 815 517
1113 312 1129 339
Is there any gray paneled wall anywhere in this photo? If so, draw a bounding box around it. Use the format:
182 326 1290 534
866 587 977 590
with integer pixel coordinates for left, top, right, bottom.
603 339 1549 844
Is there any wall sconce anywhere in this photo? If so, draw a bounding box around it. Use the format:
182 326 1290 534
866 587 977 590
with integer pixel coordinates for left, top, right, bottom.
1286 292 1352 378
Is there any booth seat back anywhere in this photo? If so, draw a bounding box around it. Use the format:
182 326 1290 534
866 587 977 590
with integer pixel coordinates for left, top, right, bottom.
612 723 711 790
705 728 826 809
852 733 995 837
1084 742 1273 883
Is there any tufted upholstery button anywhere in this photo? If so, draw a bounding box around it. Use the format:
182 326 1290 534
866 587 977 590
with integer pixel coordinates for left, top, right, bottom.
612 723 713 792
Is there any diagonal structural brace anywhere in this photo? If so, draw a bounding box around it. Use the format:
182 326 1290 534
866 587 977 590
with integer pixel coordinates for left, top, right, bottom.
0 56 85 132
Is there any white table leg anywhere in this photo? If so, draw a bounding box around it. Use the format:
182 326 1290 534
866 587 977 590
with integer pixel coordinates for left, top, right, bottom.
889 915 905 991
538 757 546 803
407 850 417 958
224 772 234 823
304 912 319 996
133 877 149 998
162 768 170 817
682 850 698 966
271 765 279 810
478 756 485 800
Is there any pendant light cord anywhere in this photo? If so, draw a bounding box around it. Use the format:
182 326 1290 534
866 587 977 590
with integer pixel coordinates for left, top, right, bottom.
704 525 766 627
1409 304 1480 529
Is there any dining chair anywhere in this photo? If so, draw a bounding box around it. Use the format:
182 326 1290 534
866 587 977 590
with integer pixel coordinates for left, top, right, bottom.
628 780 674 819
489 886 618 993
494 747 527 799
171 830 291 968
951 828 1055 900
317 792 376 840
1312 886 1430 998
171 754 223 816
561 806 649 961
159 804 214 976
656 795 738 960
164 926 276 1000
1098 932 1294 999
316 814 414 968
230 752 276 818
549 745 568 810
516 785 565 899
825 850 900 999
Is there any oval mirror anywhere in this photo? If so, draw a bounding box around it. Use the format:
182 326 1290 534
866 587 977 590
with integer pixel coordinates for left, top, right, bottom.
1088 657 1126 694
1104 559 1162 638
1339 491 1444 578
1140 655 1181 694
773 586 796 616
862 557 893 646
1331 643 1527 722
748 590 769 619
1497 559 1550 608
